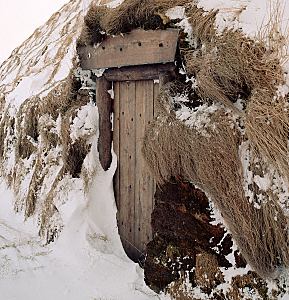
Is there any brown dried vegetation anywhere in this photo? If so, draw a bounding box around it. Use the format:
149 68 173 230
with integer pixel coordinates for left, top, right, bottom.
1 73 93 241
101 0 189 34
184 1 289 181
78 0 191 46
195 252 224 292
143 87 289 279
80 0 289 281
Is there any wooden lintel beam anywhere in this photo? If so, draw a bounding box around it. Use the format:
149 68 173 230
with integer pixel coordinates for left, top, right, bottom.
104 63 176 82
79 29 179 69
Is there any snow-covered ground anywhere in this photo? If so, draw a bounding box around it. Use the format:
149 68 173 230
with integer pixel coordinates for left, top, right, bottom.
0 159 166 300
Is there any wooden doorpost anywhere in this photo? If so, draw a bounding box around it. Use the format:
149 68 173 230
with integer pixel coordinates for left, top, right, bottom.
79 29 179 263
96 77 113 171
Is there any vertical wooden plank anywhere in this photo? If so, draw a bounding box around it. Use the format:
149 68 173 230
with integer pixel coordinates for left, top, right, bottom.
153 80 160 118
135 80 146 258
146 81 156 231
153 81 160 203
113 82 120 209
135 80 155 256
96 77 112 171
119 81 138 260
114 78 160 262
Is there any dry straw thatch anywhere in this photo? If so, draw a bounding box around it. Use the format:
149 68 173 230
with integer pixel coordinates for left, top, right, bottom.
101 0 189 34
185 29 284 104
78 0 192 46
184 0 289 180
143 87 289 279
245 90 289 181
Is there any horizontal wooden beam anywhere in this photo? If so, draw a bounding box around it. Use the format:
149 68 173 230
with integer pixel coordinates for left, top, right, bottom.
104 63 176 81
79 29 179 69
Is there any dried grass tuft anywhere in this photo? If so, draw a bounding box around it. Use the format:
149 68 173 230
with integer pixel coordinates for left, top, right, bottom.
143 87 289 278
245 90 289 181
60 89 92 178
0 94 5 113
24 157 45 217
195 252 224 292
185 29 284 112
102 0 188 35
184 0 289 204
15 97 39 161
185 4 218 44
1 72 93 241
0 108 11 161
166 272 195 300
257 0 289 67
39 167 65 243
38 75 81 120
79 0 191 46
78 4 108 46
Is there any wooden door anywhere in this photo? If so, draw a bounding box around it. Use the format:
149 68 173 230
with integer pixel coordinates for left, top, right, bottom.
113 80 159 262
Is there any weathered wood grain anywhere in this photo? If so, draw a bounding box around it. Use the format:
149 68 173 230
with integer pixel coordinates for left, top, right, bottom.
134 81 155 254
79 29 179 69
113 79 160 262
104 63 176 82
152 81 160 206
118 81 140 260
153 80 160 114
113 82 120 209
96 77 112 171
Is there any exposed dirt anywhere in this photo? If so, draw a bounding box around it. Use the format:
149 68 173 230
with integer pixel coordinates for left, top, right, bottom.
144 179 279 299
144 179 233 292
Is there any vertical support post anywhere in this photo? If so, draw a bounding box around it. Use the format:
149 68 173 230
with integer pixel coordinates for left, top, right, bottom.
96 76 113 171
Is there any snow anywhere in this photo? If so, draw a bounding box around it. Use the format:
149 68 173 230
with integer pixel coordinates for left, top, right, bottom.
197 0 289 74
254 174 271 192
240 140 289 214
173 95 220 136
196 0 288 38
70 102 98 143
0 161 167 300
166 6 186 20
0 0 85 110
92 68 106 78
6 66 55 108
105 0 124 9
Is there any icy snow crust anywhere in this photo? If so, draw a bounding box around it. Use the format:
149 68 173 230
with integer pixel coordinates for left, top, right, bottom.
0 0 289 299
